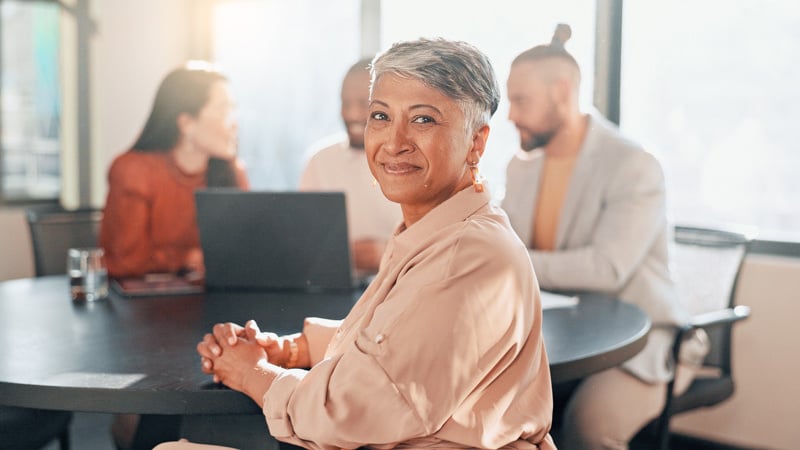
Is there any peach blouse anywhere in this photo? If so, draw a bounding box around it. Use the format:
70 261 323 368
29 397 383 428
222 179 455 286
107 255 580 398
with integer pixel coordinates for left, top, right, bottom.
263 187 555 449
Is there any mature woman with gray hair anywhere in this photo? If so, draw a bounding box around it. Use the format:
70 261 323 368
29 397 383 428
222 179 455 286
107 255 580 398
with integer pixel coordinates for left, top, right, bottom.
161 38 555 450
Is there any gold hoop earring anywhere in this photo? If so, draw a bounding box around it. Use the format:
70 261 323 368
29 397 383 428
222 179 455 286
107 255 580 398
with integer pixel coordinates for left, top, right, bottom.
469 161 485 193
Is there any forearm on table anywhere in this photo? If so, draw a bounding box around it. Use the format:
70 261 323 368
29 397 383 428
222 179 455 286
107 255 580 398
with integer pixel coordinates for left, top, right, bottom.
281 333 311 369
242 360 280 408
531 247 628 292
263 351 425 447
530 217 661 292
301 317 342 366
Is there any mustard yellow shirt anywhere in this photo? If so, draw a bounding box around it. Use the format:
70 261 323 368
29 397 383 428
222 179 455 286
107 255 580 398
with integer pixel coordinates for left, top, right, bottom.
531 154 579 251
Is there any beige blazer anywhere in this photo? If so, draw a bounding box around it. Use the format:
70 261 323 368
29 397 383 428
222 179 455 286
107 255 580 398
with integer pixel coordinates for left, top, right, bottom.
502 113 690 383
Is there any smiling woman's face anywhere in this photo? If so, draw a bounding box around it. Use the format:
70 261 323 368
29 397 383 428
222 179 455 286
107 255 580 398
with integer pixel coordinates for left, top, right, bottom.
365 74 486 225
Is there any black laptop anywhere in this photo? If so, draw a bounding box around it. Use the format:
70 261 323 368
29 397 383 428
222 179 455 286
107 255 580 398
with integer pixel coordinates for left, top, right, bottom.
195 190 353 291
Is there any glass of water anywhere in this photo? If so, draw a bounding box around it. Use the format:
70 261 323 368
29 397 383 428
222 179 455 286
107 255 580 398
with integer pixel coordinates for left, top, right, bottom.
67 247 108 301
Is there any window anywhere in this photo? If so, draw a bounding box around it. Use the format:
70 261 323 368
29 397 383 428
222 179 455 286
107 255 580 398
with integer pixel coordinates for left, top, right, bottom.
212 0 361 190
619 1 800 239
0 0 61 202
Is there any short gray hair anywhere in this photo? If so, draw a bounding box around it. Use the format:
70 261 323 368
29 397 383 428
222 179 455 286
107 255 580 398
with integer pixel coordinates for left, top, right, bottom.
370 38 500 134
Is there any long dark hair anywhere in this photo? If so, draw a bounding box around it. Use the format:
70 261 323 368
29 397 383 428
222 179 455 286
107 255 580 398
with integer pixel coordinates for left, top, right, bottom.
132 62 239 187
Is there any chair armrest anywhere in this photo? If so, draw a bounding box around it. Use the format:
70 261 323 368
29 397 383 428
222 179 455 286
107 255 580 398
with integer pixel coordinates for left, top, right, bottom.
668 305 751 363
689 305 751 329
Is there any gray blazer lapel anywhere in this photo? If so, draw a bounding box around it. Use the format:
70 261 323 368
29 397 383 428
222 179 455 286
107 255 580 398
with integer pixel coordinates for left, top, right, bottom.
523 157 544 246
555 115 603 249
507 154 544 246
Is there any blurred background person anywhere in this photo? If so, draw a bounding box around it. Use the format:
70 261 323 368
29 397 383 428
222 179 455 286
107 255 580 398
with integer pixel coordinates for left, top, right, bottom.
503 25 707 450
299 58 402 276
100 62 249 450
100 62 249 281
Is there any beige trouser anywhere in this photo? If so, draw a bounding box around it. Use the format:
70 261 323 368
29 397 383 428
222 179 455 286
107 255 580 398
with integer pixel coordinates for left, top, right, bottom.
557 365 696 450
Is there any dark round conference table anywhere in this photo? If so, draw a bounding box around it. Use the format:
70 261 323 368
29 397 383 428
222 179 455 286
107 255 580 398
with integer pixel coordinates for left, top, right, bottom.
0 276 648 444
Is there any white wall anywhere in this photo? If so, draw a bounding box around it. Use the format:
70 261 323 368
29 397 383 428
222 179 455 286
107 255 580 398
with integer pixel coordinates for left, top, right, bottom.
89 0 195 207
0 209 34 280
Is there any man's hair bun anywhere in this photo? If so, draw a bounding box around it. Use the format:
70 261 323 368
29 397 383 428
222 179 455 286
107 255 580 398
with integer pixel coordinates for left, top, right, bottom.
550 23 572 49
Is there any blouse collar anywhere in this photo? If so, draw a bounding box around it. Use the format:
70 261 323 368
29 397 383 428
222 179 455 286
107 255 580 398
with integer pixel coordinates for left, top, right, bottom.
388 185 492 261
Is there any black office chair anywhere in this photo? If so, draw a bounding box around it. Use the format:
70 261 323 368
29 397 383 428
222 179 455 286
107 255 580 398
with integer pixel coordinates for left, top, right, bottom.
25 204 103 276
634 225 755 450
0 205 102 450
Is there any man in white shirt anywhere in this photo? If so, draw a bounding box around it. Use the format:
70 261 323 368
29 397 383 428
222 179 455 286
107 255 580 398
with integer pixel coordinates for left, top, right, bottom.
300 58 402 275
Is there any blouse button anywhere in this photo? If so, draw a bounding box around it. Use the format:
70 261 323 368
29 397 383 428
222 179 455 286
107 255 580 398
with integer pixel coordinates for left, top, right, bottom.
374 334 385 344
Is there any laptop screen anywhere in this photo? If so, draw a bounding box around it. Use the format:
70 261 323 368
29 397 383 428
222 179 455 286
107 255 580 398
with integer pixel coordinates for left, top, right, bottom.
195 190 353 291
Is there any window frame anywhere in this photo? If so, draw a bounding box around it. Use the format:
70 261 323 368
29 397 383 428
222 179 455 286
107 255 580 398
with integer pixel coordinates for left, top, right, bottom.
0 0 92 208
0 0 59 205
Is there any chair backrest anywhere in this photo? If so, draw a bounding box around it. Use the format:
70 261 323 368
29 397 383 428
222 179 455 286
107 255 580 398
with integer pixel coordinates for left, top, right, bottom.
25 205 104 277
670 225 754 372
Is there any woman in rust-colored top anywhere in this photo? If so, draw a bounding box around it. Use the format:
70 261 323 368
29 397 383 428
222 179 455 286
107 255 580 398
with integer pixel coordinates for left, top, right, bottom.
100 62 249 279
